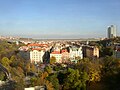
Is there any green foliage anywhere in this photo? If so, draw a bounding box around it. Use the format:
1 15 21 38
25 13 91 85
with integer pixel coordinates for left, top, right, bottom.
0 71 6 80
10 67 25 81
100 56 120 90
62 68 88 90
0 40 18 59
0 57 11 72
57 71 67 85
24 62 30 76
53 65 62 71
101 56 120 75
45 66 52 74
14 79 25 90
100 47 113 57
47 74 59 90
30 77 37 86
0 57 11 67
10 55 16 62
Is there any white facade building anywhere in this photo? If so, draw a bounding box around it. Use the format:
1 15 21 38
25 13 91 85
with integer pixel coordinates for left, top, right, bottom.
69 46 83 60
50 51 62 63
30 49 45 64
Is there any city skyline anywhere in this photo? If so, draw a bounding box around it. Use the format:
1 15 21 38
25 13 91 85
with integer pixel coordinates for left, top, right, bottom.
108 25 117 38
0 0 120 39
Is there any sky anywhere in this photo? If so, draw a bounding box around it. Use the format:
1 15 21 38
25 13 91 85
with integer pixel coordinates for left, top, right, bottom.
0 0 120 39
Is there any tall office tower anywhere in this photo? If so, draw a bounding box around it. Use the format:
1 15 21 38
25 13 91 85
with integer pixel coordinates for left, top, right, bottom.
108 25 117 38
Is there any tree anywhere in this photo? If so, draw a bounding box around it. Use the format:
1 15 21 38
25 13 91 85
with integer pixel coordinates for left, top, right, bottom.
50 56 56 64
38 72 48 86
30 77 37 86
0 57 11 71
45 80 54 90
24 62 30 76
100 56 120 90
10 55 16 62
0 57 11 67
30 63 37 73
80 71 89 90
0 71 6 80
63 68 84 90
33 71 54 89
76 58 101 89
45 66 52 74
47 74 59 90
10 55 18 68
11 67 25 82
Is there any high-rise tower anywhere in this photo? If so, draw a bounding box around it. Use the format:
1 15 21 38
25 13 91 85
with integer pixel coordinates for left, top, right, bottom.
107 25 117 38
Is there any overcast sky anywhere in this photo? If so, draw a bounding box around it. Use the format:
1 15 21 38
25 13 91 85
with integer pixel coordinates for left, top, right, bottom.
0 0 120 39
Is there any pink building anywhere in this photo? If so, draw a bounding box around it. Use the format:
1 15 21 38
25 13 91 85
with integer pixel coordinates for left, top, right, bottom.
61 50 70 63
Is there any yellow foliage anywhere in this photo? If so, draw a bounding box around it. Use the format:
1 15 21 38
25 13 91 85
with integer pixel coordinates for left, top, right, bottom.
89 69 100 82
45 80 54 90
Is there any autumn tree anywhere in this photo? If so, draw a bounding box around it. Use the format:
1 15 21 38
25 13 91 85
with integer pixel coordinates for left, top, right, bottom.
24 62 30 76
45 66 52 74
47 74 59 90
31 71 54 90
0 57 11 71
63 68 88 90
30 63 37 73
0 71 6 80
100 56 120 90
50 56 56 64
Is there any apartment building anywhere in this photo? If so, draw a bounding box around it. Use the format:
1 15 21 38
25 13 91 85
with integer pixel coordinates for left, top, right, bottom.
83 46 99 58
69 46 83 60
30 49 45 64
61 49 70 63
50 51 62 63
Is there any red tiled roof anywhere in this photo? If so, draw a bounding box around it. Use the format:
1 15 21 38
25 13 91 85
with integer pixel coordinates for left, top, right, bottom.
51 51 61 54
32 48 41 51
61 50 68 53
28 43 48 47
32 48 45 51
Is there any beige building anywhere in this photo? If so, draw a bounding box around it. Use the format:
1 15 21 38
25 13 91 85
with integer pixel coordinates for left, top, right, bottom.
50 51 62 63
83 46 99 58
30 49 45 64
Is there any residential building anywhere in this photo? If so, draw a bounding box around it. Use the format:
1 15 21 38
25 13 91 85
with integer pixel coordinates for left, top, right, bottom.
83 46 99 58
30 49 45 64
61 49 70 63
69 46 83 60
108 25 117 38
28 43 48 51
50 51 62 63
